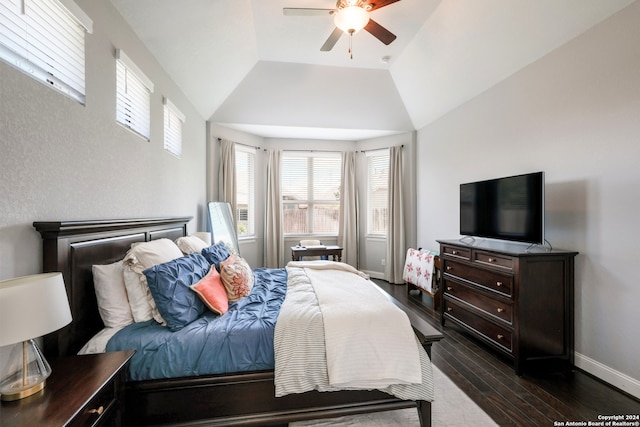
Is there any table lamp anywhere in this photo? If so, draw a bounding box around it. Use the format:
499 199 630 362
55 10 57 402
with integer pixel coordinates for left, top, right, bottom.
0 273 72 401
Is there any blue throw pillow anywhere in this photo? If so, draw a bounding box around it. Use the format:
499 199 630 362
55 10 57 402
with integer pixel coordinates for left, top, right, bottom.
144 253 211 331
201 241 232 270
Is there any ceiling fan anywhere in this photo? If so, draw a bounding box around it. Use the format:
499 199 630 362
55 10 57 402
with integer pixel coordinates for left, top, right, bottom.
283 0 400 57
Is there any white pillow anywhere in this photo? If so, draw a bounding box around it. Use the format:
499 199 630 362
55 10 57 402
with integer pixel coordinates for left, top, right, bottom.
176 235 209 255
92 260 134 328
123 266 154 322
191 231 212 246
123 238 184 324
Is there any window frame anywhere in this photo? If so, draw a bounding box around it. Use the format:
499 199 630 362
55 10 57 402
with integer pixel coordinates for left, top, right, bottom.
115 49 154 140
0 0 93 104
163 97 185 158
235 144 256 238
366 148 389 237
281 151 342 237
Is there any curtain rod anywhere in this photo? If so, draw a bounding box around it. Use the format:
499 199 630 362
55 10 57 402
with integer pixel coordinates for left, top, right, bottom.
217 138 261 150
357 144 404 153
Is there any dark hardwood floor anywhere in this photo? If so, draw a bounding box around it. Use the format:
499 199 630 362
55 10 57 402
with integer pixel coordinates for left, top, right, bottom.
373 280 640 426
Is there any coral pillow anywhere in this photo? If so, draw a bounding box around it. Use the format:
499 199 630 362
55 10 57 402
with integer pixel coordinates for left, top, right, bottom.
191 266 229 315
219 255 254 302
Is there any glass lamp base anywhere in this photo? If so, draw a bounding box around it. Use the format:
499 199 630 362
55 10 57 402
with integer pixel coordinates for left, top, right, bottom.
0 339 51 401
0 376 46 401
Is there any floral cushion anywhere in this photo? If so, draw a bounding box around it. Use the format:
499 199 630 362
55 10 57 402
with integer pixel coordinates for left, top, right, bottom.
219 255 254 302
402 248 436 293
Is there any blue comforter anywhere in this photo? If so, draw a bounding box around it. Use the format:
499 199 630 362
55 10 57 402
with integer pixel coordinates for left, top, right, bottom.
106 267 287 381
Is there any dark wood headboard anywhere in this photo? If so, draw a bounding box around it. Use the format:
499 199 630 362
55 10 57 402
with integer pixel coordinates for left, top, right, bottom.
33 217 192 359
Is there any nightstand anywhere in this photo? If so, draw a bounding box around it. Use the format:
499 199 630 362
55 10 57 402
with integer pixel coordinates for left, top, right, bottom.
0 350 134 426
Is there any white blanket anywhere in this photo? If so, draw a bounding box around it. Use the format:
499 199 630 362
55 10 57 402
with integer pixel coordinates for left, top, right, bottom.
275 262 432 401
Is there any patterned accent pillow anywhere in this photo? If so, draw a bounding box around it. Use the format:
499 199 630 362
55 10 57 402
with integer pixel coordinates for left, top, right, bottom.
402 248 436 293
219 255 254 302
191 265 229 315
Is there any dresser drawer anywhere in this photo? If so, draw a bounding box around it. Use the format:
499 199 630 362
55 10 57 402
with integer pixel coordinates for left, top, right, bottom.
443 260 513 297
441 245 471 261
444 299 513 352
68 379 117 427
444 280 513 324
474 251 514 271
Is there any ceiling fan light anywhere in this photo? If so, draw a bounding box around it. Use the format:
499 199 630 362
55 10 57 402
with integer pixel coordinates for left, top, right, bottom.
334 6 369 34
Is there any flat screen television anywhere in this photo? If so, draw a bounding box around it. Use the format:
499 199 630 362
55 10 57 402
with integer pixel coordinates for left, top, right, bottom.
460 172 544 244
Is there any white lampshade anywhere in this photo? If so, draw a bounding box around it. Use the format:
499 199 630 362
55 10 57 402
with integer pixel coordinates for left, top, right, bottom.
0 273 72 401
334 6 370 34
0 272 72 347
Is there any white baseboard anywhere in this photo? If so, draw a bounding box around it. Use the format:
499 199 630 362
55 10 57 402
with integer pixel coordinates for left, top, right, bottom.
362 270 385 280
575 352 640 399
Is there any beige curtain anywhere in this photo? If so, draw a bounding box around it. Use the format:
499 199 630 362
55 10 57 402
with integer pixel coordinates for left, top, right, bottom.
385 145 406 284
264 149 283 268
338 151 358 268
218 139 237 216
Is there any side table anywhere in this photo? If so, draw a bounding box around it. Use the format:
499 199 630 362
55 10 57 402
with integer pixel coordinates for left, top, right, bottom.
0 350 134 426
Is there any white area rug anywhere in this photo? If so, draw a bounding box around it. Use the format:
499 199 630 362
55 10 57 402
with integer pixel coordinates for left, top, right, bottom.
291 365 498 426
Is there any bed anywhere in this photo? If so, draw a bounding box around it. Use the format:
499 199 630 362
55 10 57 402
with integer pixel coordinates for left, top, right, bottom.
34 217 433 426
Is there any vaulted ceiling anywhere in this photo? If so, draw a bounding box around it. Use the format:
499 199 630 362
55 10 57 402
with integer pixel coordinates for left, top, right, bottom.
110 0 635 140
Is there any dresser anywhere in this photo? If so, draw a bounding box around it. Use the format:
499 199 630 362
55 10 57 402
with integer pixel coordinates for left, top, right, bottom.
438 239 577 375
0 350 134 426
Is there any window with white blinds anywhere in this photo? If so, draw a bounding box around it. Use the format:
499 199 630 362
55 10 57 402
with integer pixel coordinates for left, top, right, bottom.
281 152 341 235
163 97 184 158
367 149 389 235
235 145 255 237
0 0 93 104
116 49 154 140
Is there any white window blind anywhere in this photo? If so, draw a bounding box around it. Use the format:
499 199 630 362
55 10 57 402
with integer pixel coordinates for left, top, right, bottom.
116 49 154 140
367 149 389 235
281 152 341 235
0 0 93 104
163 97 185 158
235 145 255 237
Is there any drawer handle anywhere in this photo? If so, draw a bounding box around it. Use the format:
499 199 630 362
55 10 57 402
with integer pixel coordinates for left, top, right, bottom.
447 307 453 312
497 334 504 340
452 250 458 255
447 286 453 291
496 307 504 313
446 266 452 271
496 281 503 287
488 257 496 263
88 406 104 415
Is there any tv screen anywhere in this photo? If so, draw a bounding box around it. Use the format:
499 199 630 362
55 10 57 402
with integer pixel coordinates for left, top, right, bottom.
460 172 544 244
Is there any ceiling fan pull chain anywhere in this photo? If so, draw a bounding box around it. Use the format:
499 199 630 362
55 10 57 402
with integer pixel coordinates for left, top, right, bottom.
348 29 354 59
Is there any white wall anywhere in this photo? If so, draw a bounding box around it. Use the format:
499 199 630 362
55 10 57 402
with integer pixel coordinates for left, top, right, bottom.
0 0 206 362
416 2 640 397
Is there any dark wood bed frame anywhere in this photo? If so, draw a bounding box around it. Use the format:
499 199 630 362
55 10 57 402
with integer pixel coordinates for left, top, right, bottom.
34 217 431 426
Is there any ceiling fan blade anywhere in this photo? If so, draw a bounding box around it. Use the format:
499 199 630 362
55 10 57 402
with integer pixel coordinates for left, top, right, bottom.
364 19 397 45
367 0 401 12
283 8 335 16
320 27 343 51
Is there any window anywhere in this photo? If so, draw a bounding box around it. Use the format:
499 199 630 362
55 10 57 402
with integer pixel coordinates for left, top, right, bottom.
163 97 185 158
116 49 154 140
367 149 389 235
235 145 255 237
281 152 341 235
0 0 93 104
